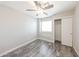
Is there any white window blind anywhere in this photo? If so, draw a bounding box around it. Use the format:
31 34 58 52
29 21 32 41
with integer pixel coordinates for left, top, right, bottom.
41 21 52 32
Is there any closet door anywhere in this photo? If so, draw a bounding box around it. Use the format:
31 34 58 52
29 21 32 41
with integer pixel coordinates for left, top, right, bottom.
62 17 72 46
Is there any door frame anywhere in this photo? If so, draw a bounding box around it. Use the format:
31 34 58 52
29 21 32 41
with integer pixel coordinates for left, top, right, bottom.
54 19 62 42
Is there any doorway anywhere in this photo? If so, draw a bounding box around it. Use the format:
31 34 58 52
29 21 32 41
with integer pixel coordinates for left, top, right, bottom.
54 19 61 43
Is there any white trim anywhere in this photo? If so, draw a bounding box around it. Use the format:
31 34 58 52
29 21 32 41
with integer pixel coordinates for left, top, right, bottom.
37 37 54 43
0 38 37 57
73 47 79 56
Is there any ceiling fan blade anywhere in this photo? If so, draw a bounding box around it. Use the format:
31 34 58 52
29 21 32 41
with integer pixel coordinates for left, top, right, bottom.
44 2 49 6
34 1 42 9
26 9 36 11
43 12 48 15
43 4 54 10
34 1 41 6
34 1 38 5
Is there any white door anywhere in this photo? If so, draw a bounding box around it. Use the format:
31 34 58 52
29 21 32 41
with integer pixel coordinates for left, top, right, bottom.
62 17 72 46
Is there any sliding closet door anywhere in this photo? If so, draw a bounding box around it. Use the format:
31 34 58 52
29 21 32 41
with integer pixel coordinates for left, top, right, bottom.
62 17 72 46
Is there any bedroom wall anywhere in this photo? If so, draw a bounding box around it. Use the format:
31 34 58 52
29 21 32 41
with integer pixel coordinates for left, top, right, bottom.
0 5 37 55
73 3 79 56
38 9 74 43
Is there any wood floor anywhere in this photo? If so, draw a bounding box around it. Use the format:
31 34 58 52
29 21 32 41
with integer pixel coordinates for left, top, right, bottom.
2 39 77 57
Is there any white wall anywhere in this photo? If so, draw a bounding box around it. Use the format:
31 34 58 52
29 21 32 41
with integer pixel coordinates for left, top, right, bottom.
73 3 79 56
38 9 74 43
0 5 37 54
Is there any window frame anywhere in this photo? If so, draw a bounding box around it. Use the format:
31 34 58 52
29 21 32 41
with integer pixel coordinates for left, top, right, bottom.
40 20 52 32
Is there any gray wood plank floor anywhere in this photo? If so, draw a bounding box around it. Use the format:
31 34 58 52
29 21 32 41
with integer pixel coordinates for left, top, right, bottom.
2 39 78 57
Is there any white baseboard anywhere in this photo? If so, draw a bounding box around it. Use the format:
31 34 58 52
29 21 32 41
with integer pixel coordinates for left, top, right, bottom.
73 47 79 56
0 38 37 57
37 37 54 43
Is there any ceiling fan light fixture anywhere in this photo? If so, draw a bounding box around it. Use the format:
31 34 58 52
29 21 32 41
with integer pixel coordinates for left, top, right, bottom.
26 1 54 16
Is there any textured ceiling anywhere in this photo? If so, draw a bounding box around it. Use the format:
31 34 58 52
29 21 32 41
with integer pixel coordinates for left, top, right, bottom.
0 1 77 18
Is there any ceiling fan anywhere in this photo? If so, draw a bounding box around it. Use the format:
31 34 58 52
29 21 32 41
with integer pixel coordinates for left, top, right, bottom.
25 1 54 16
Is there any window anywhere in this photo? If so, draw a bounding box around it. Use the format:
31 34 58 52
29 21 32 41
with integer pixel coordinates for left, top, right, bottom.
41 21 52 32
